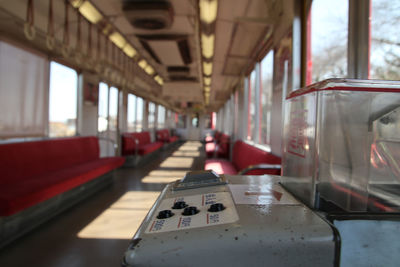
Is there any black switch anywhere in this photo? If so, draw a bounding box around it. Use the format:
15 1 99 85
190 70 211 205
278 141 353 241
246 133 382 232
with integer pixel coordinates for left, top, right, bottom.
208 203 225 212
182 206 199 216
172 201 188 209
157 210 174 219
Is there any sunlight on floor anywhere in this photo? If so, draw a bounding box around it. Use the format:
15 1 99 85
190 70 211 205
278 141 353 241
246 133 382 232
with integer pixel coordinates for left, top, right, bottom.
177 141 202 151
141 170 186 183
142 141 202 183
172 150 201 157
77 141 204 238
77 191 159 239
159 156 194 168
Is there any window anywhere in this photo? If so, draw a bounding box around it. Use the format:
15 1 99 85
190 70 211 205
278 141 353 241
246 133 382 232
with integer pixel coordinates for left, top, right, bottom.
310 0 348 82
158 105 165 129
204 113 212 129
98 83 118 133
212 112 216 130
108 87 118 131
191 114 199 128
136 97 144 131
260 51 274 144
248 70 256 140
49 61 78 137
0 41 48 138
98 82 108 133
370 0 400 79
148 102 156 129
177 114 186 128
127 94 137 132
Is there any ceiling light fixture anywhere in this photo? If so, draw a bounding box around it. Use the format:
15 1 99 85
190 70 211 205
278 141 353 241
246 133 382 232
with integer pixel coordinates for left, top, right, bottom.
199 0 218 24
203 62 213 76
109 32 126 48
123 44 137 58
139 59 148 69
145 65 155 75
78 1 103 24
201 33 215 59
154 75 163 85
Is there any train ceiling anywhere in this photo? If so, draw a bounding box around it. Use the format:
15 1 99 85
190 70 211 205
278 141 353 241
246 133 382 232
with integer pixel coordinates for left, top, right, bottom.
0 0 296 113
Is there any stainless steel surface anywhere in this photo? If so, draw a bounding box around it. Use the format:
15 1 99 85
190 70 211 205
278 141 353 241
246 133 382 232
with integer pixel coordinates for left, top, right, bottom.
123 175 337 267
282 79 400 211
334 219 400 267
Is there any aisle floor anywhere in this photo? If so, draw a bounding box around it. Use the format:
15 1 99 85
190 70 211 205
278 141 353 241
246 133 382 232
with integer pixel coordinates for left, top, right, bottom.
0 141 205 267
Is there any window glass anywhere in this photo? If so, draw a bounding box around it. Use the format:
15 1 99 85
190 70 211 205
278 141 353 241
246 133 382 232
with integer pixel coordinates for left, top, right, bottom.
136 97 144 131
148 102 156 129
98 82 108 132
212 112 216 130
191 114 199 128
0 41 48 138
311 0 348 82
49 62 77 137
204 113 212 129
233 91 239 137
108 87 118 131
127 94 136 132
177 114 186 128
260 51 274 144
370 0 400 79
158 105 165 129
248 70 256 140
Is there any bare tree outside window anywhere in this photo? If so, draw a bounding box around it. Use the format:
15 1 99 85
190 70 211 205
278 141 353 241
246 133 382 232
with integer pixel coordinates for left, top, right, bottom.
371 0 400 80
311 0 348 83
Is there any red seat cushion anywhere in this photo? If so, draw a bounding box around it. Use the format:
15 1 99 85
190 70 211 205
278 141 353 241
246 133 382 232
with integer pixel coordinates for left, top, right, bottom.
205 136 214 143
232 141 281 171
0 157 125 216
205 159 237 175
169 136 178 143
138 142 163 155
122 132 153 155
0 137 99 186
205 142 216 157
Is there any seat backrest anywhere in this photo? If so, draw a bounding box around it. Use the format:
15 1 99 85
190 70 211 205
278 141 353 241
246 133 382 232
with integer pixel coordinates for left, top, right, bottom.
0 136 99 185
232 140 281 172
136 131 151 145
218 134 231 157
156 129 170 141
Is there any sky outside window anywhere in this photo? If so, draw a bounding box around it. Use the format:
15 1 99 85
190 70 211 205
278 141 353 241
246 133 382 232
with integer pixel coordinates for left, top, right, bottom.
49 61 77 137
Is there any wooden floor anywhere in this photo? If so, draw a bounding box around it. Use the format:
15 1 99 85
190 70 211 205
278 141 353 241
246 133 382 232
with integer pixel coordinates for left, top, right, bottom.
0 141 205 267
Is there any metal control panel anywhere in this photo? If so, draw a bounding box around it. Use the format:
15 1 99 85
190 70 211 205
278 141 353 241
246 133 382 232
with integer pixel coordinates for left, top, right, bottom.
123 174 339 267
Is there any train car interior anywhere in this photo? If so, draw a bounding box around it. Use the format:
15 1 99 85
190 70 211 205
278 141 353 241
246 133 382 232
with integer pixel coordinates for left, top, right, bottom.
0 0 399 266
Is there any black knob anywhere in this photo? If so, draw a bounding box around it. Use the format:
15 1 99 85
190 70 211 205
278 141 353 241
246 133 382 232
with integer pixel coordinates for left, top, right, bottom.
208 203 225 212
172 201 188 209
182 206 199 216
157 210 174 219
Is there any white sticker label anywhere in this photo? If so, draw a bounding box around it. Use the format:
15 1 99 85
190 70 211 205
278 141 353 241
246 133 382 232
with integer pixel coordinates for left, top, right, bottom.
145 192 239 234
228 184 299 205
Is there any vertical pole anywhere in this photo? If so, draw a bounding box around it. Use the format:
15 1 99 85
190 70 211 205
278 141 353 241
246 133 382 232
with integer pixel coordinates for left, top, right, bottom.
254 63 261 143
348 0 370 79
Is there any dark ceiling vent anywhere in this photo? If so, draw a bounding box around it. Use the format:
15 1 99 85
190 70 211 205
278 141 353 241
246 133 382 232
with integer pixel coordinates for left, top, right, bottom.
122 0 174 30
167 66 190 75
169 76 198 82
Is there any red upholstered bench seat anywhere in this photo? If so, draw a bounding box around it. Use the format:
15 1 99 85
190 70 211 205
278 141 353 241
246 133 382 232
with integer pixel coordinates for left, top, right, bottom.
205 133 230 158
156 129 179 144
122 131 163 156
204 131 221 143
205 140 281 175
0 137 125 216
203 159 237 175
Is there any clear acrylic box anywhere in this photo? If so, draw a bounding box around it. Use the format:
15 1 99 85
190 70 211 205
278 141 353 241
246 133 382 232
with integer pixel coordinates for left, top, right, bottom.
282 79 400 212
